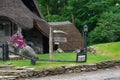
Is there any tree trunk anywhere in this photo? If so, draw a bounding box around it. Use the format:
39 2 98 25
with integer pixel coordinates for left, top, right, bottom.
71 14 75 25
47 4 50 15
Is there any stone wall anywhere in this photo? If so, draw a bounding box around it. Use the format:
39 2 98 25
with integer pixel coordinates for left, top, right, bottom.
2 60 119 78
23 27 43 53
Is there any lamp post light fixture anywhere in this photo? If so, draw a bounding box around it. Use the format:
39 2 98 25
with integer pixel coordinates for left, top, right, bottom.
84 25 88 32
76 25 88 62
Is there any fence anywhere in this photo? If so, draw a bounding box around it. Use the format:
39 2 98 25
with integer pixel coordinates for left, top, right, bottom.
0 43 36 65
0 43 76 65
0 43 9 61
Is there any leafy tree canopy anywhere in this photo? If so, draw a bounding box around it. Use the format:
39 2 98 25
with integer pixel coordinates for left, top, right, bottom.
37 0 120 44
88 5 120 44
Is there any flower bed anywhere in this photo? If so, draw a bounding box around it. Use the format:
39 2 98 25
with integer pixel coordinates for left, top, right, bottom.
8 34 26 49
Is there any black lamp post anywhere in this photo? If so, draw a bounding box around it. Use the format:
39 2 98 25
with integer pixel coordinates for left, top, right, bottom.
76 25 88 62
83 25 88 62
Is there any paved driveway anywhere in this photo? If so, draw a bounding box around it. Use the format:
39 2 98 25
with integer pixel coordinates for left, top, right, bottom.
30 68 120 80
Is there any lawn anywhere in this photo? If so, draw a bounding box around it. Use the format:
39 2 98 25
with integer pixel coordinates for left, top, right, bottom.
92 42 120 60
0 42 119 69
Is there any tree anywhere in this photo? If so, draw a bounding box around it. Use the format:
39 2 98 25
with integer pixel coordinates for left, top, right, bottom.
88 5 120 45
59 0 111 32
38 0 120 44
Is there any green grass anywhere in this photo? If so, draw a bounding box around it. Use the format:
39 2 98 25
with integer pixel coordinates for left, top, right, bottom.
0 42 119 69
39 52 111 62
91 42 120 60
0 53 111 69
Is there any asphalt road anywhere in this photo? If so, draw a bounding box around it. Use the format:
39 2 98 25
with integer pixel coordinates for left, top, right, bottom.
30 67 120 80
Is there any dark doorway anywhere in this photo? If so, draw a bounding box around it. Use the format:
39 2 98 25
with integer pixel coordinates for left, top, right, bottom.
54 44 58 51
43 35 49 53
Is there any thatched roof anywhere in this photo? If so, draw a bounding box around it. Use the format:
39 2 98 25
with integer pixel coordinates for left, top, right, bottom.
49 21 83 51
0 0 49 36
34 19 49 37
32 0 44 19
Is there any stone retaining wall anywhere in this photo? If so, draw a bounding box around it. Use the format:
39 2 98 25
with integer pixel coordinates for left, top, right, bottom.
16 60 120 78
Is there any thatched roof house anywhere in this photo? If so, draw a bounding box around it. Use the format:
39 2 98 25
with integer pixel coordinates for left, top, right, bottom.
0 0 49 53
0 0 83 53
49 21 83 51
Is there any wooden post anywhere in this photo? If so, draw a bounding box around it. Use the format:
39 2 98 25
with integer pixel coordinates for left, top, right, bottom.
5 43 9 61
49 26 54 60
31 58 36 65
2 44 5 61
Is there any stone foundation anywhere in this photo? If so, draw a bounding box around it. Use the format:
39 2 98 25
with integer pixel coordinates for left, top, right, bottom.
0 60 120 78
6 60 120 78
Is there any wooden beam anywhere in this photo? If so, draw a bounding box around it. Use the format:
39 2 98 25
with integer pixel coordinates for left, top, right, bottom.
49 26 54 60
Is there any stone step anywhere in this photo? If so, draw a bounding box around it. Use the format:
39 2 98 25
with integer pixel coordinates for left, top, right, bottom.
0 65 15 70
0 76 19 80
9 55 23 60
0 70 27 76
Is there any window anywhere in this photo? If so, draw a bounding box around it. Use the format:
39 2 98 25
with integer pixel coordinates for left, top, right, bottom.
0 22 11 36
54 37 67 42
0 18 17 43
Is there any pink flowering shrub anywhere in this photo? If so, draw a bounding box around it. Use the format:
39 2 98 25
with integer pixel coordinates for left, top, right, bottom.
8 34 26 49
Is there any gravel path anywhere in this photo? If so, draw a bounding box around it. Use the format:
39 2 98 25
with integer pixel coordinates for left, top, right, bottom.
30 68 120 80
